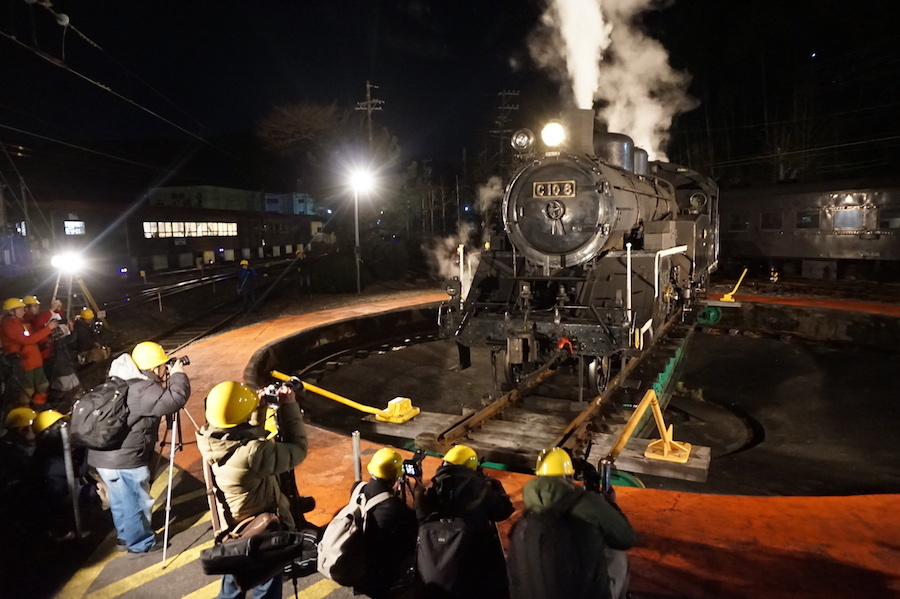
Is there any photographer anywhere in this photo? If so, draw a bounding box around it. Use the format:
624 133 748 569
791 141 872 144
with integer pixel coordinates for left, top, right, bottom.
87 341 190 557
196 380 308 599
354 447 418 599
416 444 513 599
71 308 109 365
508 447 638 599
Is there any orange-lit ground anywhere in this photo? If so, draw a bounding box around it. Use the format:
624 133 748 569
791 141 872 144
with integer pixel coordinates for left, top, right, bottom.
173 293 900 598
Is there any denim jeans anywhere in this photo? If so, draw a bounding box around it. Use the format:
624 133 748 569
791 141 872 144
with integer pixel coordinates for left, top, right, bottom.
96 466 155 552
218 574 282 599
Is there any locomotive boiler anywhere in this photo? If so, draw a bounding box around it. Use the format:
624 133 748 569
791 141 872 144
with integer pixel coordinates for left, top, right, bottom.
439 108 719 392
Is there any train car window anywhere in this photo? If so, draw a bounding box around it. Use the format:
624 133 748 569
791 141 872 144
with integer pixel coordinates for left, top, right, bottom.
879 208 900 229
64 220 86 236
173 222 185 237
795 210 820 229
760 212 782 230
834 209 864 230
185 222 198 237
728 214 750 231
143 222 158 239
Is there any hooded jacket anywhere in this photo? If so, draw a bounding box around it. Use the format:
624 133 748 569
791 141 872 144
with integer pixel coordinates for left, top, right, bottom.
519 476 638 599
196 401 308 530
86 353 190 470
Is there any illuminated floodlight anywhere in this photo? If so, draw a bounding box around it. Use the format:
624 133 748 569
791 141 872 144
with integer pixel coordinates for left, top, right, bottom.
541 121 566 148
350 169 373 193
51 252 85 274
510 128 535 152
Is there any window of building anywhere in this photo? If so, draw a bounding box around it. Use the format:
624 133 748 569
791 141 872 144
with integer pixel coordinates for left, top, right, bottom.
834 208 864 229
796 210 820 229
64 220 86 235
728 214 750 232
760 212 782 230
879 208 900 229
142 221 238 239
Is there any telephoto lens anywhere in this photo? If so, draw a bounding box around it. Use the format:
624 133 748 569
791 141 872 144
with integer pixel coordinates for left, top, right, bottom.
167 355 190 366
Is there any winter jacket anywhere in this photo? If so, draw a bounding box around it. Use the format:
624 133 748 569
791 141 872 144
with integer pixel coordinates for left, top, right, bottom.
519 476 638 598
87 354 190 470
23 310 55 360
1 315 53 371
196 401 308 530
416 464 514 599
356 477 418 598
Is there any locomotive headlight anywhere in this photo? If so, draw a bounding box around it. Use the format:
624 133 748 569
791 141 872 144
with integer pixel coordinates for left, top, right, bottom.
510 128 535 153
541 121 566 148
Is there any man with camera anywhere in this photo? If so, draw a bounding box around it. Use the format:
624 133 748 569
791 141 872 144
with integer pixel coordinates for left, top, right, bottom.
352 447 419 599
87 341 190 557
196 380 308 599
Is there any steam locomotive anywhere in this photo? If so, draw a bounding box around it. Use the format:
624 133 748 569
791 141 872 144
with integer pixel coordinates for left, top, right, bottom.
439 108 719 392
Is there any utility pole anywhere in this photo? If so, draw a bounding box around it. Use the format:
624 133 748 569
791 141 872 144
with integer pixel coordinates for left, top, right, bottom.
20 177 27 238
355 80 384 151
489 90 520 170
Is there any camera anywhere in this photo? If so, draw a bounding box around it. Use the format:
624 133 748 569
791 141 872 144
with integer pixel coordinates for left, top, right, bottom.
402 449 425 480
167 355 190 367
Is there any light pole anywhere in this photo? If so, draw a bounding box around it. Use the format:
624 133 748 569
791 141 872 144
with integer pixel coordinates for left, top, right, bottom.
350 170 372 294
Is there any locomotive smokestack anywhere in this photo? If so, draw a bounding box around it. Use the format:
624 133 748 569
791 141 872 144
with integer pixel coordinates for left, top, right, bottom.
560 108 596 156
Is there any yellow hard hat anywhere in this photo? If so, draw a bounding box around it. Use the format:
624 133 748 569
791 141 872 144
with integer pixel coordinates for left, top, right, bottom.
240 259 249 265
132 341 169 370
443 444 478 470
5 406 37 429
264 406 278 440
80 308 95 320
205 381 260 428
33 410 66 435
23 295 40 306
367 447 403 480
535 447 574 477
3 298 25 311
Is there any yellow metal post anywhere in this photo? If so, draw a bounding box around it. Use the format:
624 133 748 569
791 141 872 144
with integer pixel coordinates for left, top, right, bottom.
720 268 748 303
605 388 692 465
270 370 420 423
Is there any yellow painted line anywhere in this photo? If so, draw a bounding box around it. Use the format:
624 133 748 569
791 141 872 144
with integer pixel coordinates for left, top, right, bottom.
180 580 220 599
56 546 121 599
84 539 215 599
296 579 341 598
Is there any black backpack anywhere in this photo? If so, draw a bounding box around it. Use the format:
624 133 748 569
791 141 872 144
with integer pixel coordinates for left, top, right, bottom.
507 490 588 599
70 377 130 449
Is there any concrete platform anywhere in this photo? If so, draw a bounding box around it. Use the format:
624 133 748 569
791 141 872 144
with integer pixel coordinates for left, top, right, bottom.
57 292 900 598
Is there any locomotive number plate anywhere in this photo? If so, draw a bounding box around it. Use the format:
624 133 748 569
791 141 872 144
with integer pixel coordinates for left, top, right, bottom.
533 180 576 198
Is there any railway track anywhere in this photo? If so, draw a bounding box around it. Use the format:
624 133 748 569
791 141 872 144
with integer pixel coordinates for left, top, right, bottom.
358 321 697 472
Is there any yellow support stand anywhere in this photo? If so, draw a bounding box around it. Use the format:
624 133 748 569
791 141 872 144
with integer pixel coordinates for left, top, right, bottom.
606 388 692 465
270 370 421 424
720 268 748 303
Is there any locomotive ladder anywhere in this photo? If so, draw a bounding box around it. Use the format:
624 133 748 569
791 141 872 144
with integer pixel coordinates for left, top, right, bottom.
413 318 697 473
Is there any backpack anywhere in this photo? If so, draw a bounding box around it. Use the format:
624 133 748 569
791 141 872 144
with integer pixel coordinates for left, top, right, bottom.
507 490 587 599
70 376 130 450
317 481 391 586
416 514 473 590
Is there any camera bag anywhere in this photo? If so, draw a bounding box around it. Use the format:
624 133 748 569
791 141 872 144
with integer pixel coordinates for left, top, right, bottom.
70 376 130 449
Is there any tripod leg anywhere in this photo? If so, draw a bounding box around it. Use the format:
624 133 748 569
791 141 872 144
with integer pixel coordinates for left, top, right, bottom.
161 415 178 564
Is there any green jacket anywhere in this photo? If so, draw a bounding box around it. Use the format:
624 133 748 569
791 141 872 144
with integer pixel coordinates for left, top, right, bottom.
196 402 308 530
521 476 638 597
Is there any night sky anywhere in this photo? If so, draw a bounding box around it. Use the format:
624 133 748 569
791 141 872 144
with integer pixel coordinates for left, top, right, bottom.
1 0 897 201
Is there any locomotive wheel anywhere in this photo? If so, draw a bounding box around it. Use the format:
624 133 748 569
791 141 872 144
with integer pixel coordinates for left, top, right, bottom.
587 356 611 395
493 349 529 390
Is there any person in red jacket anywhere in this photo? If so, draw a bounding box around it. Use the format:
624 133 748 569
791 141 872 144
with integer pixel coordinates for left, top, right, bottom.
22 296 56 361
1 298 58 407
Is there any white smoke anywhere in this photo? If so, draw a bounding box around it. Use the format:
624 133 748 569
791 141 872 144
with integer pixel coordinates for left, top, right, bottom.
426 178 506 298
530 0 696 160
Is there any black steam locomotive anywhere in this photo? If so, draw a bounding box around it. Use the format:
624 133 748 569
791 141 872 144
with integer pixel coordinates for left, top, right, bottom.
439 109 719 392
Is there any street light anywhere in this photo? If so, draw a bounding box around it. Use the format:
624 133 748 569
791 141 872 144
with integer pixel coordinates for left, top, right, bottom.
350 169 372 294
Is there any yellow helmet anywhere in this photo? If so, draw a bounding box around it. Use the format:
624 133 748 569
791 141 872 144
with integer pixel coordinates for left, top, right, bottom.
240 259 249 265
132 341 169 370
80 308 95 320
206 381 260 428
534 447 574 477
444 444 478 470
264 406 278 440
367 447 403 480
23 295 40 306
33 410 66 435
5 406 37 429
3 298 25 311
